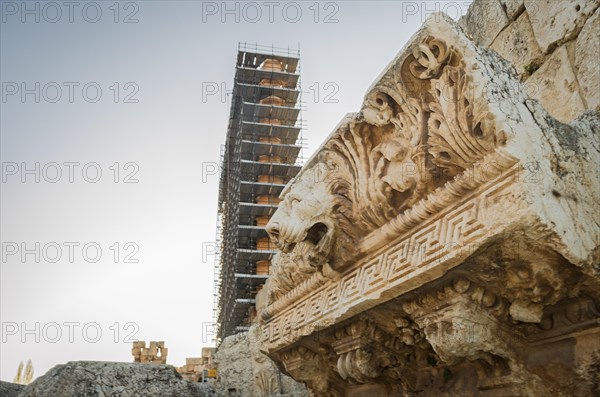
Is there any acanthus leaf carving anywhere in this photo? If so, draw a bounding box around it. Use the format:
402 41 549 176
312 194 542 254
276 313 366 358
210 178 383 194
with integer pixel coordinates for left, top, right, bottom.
427 64 505 176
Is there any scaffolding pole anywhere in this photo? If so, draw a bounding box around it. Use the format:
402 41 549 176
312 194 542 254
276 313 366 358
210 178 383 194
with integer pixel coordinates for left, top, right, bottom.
213 43 305 342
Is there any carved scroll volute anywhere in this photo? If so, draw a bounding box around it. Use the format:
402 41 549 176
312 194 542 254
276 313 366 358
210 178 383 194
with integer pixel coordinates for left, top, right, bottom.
391 35 455 106
404 36 505 177
329 319 419 386
331 321 382 384
363 91 395 127
357 36 508 220
408 36 453 80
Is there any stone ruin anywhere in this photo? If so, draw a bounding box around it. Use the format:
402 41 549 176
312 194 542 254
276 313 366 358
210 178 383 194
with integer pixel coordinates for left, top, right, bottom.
255 5 600 397
177 347 217 382
131 341 168 364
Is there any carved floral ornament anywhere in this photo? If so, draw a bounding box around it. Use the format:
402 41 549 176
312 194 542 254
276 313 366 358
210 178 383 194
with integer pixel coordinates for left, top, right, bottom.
264 35 511 305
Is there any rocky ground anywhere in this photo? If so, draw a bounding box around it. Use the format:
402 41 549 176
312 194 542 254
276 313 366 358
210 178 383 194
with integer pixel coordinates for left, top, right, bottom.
1 330 307 396
1 327 306 396
0 381 25 397
7 361 214 397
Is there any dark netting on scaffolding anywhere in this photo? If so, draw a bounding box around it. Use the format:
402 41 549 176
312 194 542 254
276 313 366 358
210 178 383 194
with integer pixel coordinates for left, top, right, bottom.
213 43 306 343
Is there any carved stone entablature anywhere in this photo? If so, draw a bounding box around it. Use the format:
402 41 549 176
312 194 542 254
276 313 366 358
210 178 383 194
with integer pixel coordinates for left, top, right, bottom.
259 12 600 397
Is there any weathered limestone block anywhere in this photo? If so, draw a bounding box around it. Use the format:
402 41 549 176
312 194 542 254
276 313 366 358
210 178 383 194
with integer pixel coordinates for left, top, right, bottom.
518 104 599 269
460 0 510 46
259 10 600 397
527 45 586 122
18 361 214 397
490 11 544 77
575 7 600 111
501 0 525 20
524 0 600 53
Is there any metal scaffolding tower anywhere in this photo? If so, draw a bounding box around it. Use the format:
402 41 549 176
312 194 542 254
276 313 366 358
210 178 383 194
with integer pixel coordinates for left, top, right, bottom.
214 43 305 342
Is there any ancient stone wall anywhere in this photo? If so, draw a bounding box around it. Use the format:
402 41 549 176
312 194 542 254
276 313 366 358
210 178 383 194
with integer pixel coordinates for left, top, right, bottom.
459 0 599 122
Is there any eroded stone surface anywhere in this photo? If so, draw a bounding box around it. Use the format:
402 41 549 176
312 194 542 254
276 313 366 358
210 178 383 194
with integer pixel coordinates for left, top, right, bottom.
575 7 600 111
490 11 543 77
501 0 525 20
18 361 214 397
527 45 586 122
524 0 600 53
460 0 510 46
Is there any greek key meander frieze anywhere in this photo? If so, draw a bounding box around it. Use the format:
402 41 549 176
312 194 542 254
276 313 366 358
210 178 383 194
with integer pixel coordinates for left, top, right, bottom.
262 162 520 350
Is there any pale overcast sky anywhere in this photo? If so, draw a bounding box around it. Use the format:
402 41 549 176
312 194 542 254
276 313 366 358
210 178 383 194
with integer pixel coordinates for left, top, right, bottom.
1 0 472 381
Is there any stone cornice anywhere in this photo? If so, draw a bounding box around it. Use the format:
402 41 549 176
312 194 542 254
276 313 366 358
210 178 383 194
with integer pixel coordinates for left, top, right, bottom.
262 160 524 351
257 14 600 397
261 149 518 323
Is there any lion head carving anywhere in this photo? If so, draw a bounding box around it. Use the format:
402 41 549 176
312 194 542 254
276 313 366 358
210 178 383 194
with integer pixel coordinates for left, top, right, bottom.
265 162 356 302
